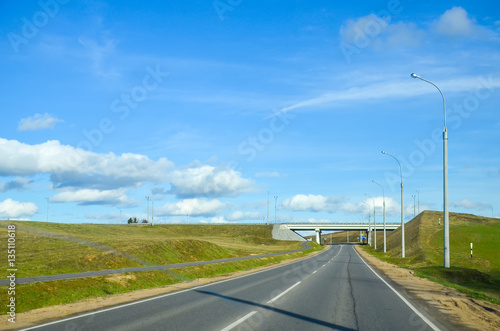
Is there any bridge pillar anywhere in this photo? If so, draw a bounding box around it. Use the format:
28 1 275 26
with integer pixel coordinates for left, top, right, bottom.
315 228 322 244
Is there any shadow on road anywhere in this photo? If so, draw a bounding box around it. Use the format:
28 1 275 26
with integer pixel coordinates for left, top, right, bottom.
195 289 356 331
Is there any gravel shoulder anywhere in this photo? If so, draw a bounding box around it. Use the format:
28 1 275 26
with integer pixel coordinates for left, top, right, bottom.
355 245 500 331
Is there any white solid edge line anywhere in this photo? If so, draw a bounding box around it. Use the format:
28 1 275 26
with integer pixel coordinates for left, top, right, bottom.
267 281 301 304
21 245 335 331
220 311 257 331
353 248 442 331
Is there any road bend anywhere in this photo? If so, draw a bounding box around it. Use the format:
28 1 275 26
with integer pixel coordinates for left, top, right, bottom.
23 244 447 331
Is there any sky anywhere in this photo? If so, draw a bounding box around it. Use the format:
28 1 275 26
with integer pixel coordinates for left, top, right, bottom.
0 0 499 225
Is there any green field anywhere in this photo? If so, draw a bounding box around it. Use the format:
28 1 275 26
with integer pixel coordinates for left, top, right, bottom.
0 222 319 313
361 210 500 304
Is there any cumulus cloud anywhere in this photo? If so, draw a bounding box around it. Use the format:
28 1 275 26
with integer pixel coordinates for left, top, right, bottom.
157 198 228 217
0 199 38 218
0 138 173 189
282 194 401 216
340 14 425 51
18 113 63 131
0 177 32 192
226 211 262 221
167 163 255 198
434 7 476 37
51 188 136 206
452 199 492 211
200 216 230 224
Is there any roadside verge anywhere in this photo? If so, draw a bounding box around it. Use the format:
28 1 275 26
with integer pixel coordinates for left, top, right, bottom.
355 245 500 331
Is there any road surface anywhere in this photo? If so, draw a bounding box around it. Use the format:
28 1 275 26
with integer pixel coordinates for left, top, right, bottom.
22 244 447 331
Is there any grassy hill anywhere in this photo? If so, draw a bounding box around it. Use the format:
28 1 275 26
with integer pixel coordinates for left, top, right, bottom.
0 222 300 278
363 210 500 304
0 222 317 313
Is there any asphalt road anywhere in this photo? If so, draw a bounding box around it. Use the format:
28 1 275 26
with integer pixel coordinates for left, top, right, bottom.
22 244 447 331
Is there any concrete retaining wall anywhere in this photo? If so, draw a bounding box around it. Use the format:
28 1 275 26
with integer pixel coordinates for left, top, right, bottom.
272 224 306 241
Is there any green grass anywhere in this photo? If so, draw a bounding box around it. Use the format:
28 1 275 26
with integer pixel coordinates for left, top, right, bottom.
0 221 320 313
1 242 321 314
361 211 500 304
0 222 301 277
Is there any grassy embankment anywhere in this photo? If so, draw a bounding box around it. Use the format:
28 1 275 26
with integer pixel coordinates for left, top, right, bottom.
0 222 320 313
360 210 500 304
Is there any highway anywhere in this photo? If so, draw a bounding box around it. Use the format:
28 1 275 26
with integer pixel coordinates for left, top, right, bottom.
23 244 446 331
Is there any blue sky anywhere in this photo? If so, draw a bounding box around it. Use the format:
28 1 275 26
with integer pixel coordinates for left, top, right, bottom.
0 0 499 224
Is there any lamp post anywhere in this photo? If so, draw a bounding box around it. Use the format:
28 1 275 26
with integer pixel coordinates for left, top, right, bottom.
373 180 387 253
362 201 372 246
411 73 449 268
412 194 416 217
274 196 278 224
382 150 405 258
145 196 150 223
267 191 270 225
416 190 420 214
365 193 376 250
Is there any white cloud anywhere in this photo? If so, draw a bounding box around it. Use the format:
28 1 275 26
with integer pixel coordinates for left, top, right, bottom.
18 113 63 131
0 177 32 192
167 163 255 198
51 188 136 206
158 198 228 217
0 139 173 189
0 199 38 218
280 75 500 114
226 211 262 221
282 194 402 216
200 216 230 224
340 14 425 51
282 194 334 212
452 199 492 211
434 7 476 37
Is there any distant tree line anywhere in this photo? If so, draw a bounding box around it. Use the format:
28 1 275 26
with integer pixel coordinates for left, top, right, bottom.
127 217 148 224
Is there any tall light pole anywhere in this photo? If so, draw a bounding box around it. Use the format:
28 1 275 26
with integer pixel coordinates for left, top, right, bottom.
145 196 150 223
411 73 449 268
373 180 387 253
274 196 278 224
45 197 49 223
382 150 405 258
417 190 420 214
151 195 154 226
365 193 376 250
362 201 372 246
412 194 416 217
267 191 270 225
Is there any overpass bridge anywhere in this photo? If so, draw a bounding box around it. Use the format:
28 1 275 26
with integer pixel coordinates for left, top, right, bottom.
273 223 401 244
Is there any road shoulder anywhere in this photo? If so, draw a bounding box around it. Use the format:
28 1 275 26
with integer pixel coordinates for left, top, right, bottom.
355 245 500 331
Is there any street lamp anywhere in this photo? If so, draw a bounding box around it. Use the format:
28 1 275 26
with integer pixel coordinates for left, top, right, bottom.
145 196 150 223
365 193 377 250
373 180 387 253
382 150 405 258
274 196 278 224
412 194 416 217
362 201 372 246
416 190 420 214
411 73 449 268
